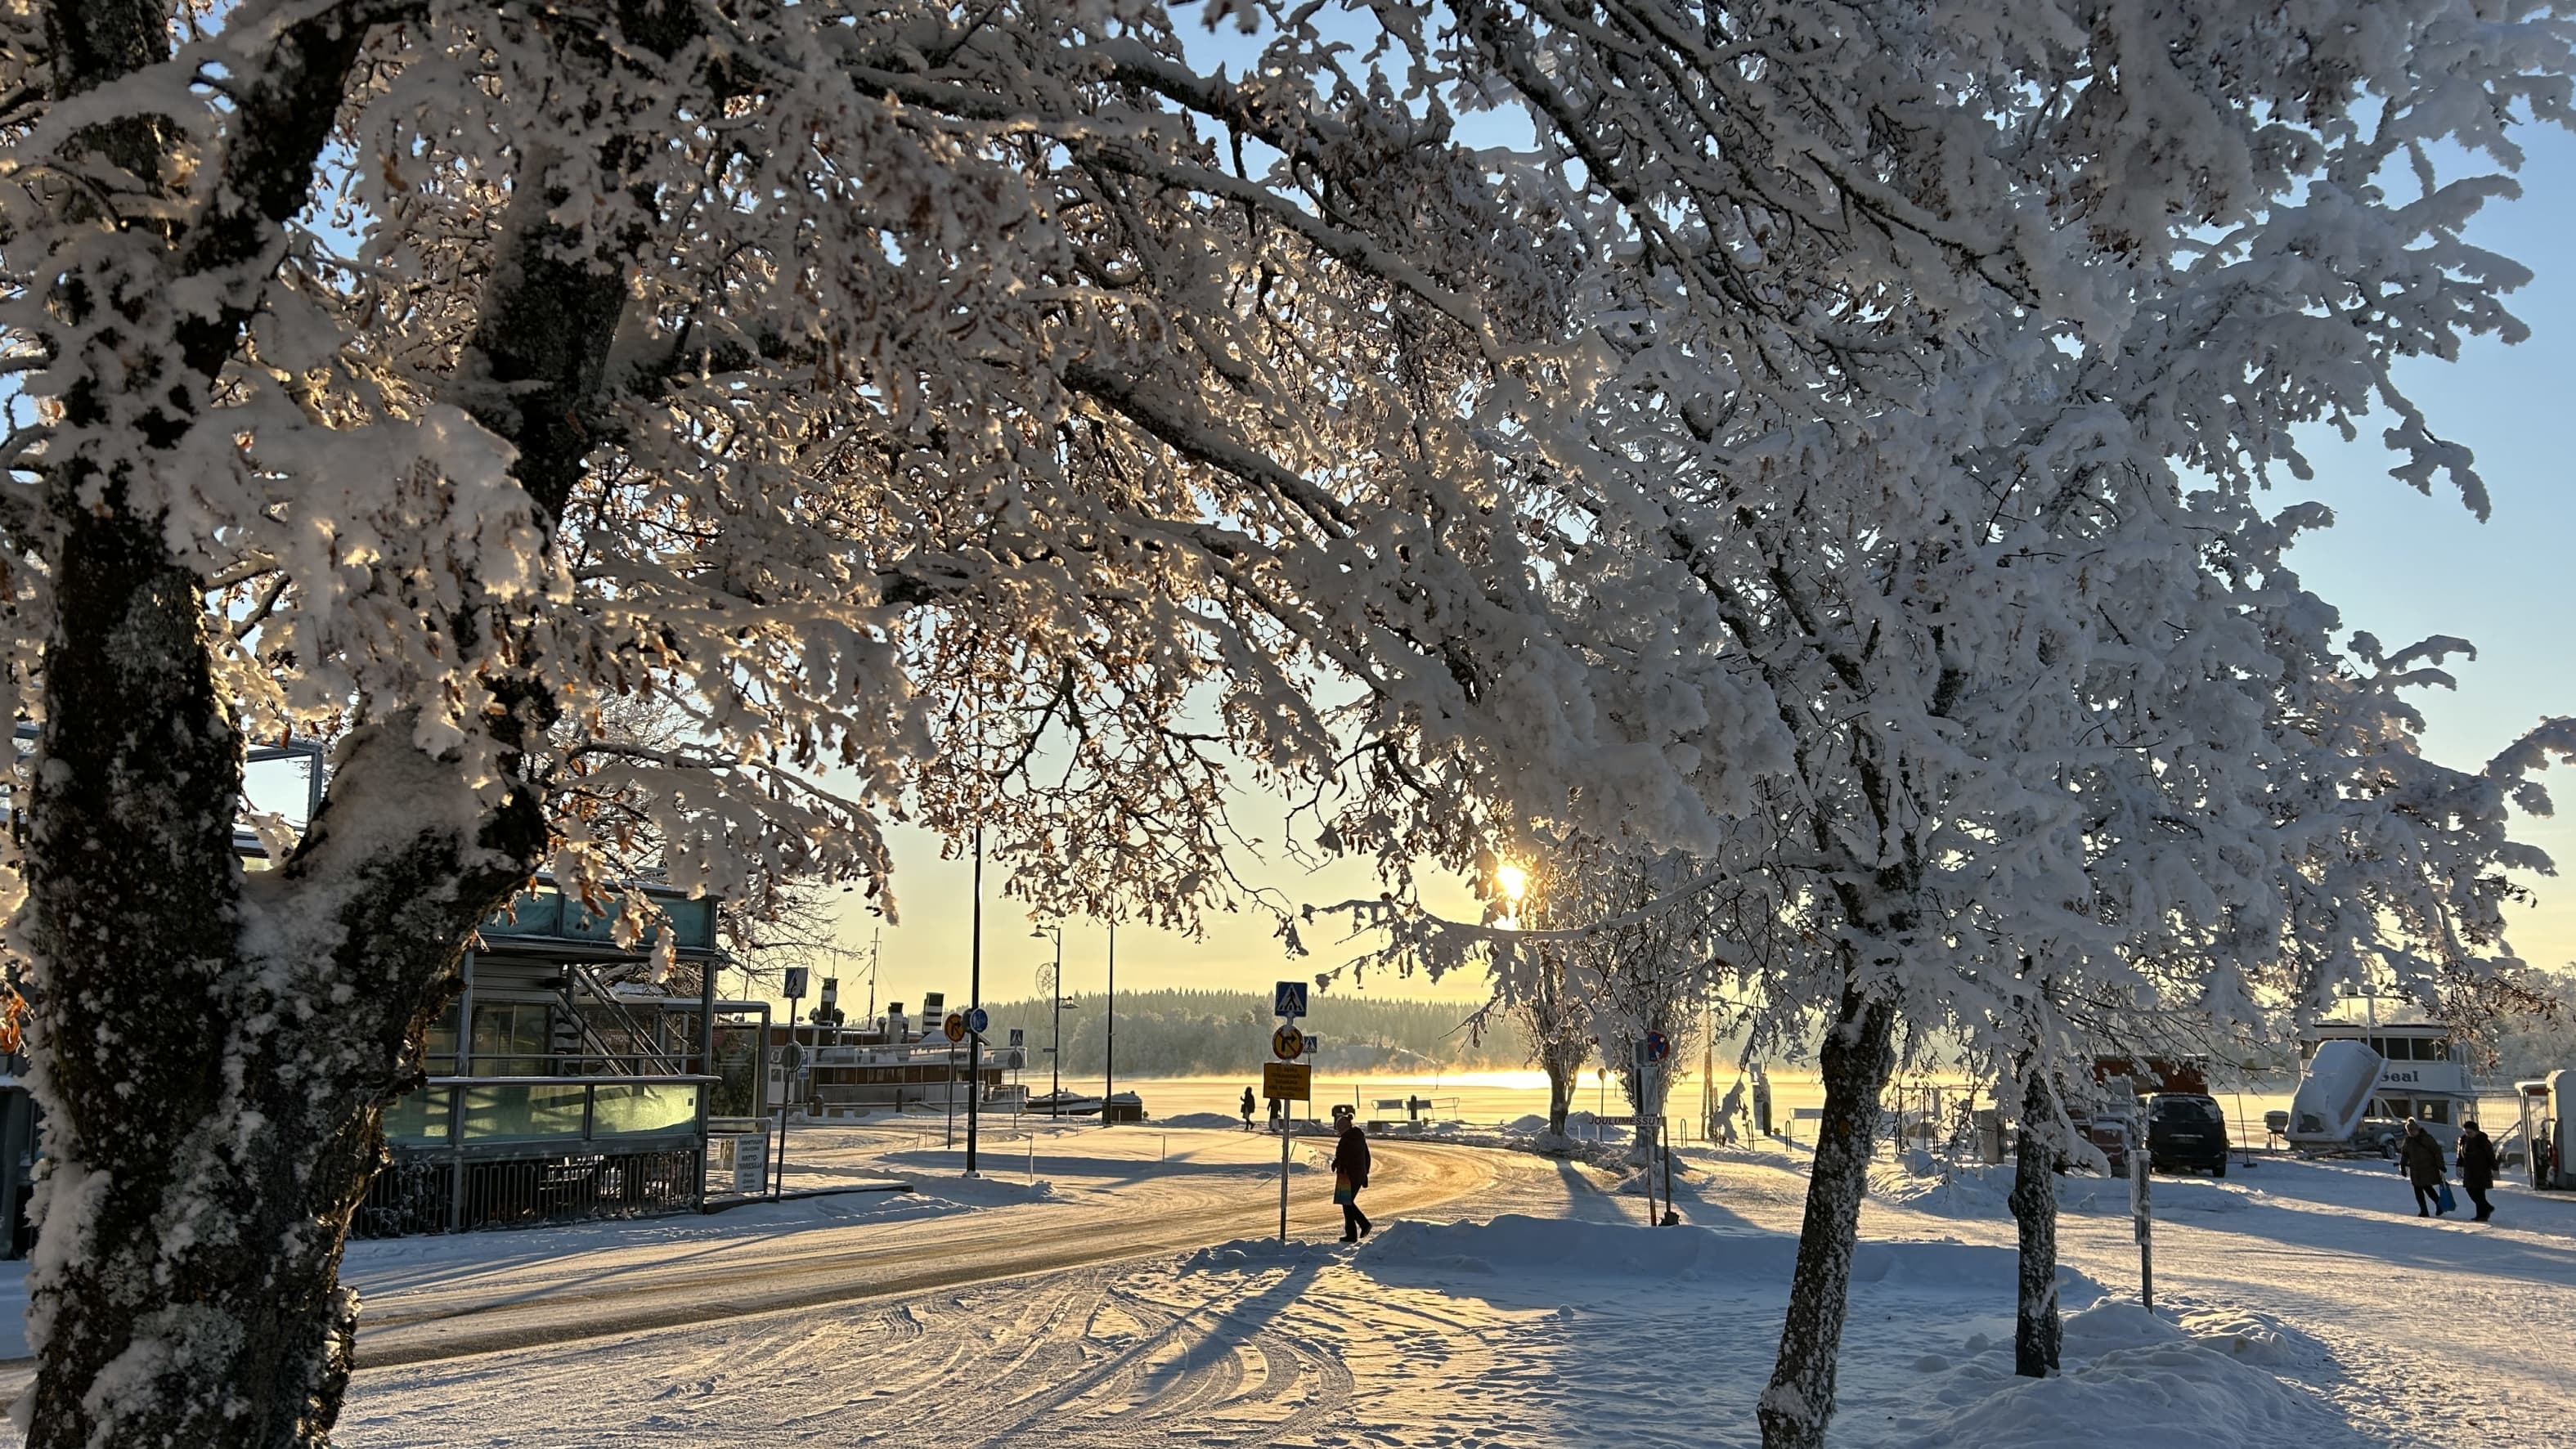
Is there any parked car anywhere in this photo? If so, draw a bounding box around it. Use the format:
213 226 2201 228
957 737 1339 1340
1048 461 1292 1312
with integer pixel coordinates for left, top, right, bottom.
2146 1092 2229 1176
2058 1107 2136 1177
2351 1116 2408 1160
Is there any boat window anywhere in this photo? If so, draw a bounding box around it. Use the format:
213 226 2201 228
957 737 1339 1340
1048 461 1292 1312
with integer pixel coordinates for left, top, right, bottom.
2366 1037 2385 1058
2383 1097 2412 1119
2427 1039 2452 1062
2420 1100 2452 1124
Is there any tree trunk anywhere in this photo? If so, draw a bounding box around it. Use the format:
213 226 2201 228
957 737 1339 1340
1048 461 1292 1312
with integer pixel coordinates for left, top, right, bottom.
1757 985 1897 1449
19 495 541 1449
1546 1061 1574 1134
2008 1070 2062 1378
25 670 541 1449
13 5 649 1442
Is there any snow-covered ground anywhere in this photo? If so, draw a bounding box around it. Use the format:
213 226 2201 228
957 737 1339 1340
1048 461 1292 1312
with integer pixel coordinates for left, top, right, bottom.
7 1124 2573 1446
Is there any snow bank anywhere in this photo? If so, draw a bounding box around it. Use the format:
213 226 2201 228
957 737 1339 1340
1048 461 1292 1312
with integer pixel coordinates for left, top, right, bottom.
1870 1157 2013 1218
2173 1305 2331 1368
1357 1214 1762 1278
1157 1112 1247 1129
1503 1114 1550 1133
1358 1214 2103 1299
2062 1177 2252 1216
1906 1328 2359 1449
1888 1300 2353 1447
1178 1237 1340 1272
1871 1152 2256 1222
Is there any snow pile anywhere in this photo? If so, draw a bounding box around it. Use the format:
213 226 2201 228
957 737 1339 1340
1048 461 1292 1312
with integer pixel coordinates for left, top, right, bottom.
1503 1113 1551 1133
1360 1214 1789 1280
2062 1177 2251 1216
1869 1155 2013 1218
1561 1110 1631 1142
2173 1305 2331 1368
1359 1213 2103 1299
1156 1112 1246 1129
1178 1237 1338 1272
1902 1301 2364 1448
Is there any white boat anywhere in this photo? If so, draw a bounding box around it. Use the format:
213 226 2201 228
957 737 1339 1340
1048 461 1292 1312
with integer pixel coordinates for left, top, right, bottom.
2290 1015 2474 1151
1025 1090 1103 1118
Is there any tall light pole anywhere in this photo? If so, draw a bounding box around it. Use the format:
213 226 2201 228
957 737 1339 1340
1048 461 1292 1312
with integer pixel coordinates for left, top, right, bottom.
966 823 983 1177
1104 921 1117 1113
1034 926 1065 1098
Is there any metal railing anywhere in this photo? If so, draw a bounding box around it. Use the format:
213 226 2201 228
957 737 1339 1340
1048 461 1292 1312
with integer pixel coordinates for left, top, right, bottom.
356 1145 702 1236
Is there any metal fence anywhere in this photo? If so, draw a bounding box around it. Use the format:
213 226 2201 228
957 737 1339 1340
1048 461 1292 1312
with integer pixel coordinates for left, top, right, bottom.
353 1145 702 1237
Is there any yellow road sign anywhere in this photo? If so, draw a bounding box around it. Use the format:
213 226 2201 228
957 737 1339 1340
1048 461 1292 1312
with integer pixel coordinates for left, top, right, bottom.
1263 1061 1312 1102
1271 1024 1306 1061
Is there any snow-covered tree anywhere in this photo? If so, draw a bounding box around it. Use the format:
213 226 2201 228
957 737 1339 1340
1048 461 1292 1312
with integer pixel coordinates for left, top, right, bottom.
0 4 1735 1443
11 6 2576 1449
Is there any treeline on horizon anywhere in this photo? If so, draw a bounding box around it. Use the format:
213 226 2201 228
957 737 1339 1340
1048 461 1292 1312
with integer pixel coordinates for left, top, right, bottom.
958 988 1530 1079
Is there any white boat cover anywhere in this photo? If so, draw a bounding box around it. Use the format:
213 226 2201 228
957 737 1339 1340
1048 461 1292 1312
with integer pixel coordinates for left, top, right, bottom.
2287 1039 2381 1143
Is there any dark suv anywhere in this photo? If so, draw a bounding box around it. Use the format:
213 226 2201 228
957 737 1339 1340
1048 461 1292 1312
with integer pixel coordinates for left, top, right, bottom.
2146 1092 2230 1176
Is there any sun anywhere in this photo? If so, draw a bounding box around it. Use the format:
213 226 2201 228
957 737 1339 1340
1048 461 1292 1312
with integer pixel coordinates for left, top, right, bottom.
1494 861 1529 904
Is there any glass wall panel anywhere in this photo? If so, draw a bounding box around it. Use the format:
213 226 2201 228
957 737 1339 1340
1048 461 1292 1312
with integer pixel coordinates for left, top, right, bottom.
461 1083 588 1140
591 1083 701 1137
384 1088 454 1144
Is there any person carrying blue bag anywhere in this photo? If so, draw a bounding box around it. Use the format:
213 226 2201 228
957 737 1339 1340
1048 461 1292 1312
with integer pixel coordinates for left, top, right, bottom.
2399 1118 2453 1218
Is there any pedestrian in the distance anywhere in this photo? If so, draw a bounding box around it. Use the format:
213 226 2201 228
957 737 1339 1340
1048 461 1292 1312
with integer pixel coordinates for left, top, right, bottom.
1331 1103 1373 1242
1240 1086 1256 1130
2457 1117 2498 1222
2399 1117 2450 1218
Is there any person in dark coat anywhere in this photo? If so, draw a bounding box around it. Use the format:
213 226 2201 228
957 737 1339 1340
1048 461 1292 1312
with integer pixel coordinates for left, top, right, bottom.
1240 1087 1256 1130
2457 1118 2498 1222
2399 1118 2450 1217
1331 1103 1373 1241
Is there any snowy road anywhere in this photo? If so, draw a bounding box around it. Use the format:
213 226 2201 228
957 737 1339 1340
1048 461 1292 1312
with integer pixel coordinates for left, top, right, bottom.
13 1128 2569 1447
343 1128 1504 1367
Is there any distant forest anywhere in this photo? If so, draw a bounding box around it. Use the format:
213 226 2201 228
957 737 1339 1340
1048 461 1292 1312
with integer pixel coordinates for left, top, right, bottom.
963 989 1529 1079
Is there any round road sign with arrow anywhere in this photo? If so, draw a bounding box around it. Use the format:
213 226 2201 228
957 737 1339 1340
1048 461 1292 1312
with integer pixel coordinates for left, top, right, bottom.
1272 1024 1307 1061
943 1012 967 1043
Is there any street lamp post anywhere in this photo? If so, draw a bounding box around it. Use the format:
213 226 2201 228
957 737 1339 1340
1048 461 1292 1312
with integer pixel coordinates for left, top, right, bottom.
966 823 984 1177
1104 921 1116 1115
1034 926 1065 1098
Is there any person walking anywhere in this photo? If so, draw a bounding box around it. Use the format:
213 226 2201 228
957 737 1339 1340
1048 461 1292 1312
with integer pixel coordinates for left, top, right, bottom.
2399 1117 2451 1217
1240 1086 1256 1130
1331 1103 1372 1242
2457 1117 2498 1222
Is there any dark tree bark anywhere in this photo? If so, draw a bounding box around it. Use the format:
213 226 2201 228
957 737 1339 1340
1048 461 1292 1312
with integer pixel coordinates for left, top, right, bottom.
2008 1068 2063 1379
1757 984 1898 1449
16 2 688 1441
1545 1060 1576 1135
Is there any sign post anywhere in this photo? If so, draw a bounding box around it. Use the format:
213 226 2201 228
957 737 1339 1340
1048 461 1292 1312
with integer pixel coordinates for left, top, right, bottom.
2129 1123 2154 1312
1640 1032 1673 1224
774 970 808 1199
1265 1061 1311 1238
1269 981 1310 1240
